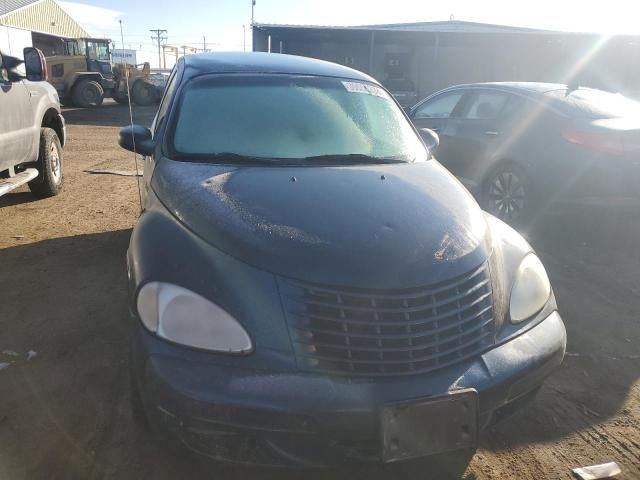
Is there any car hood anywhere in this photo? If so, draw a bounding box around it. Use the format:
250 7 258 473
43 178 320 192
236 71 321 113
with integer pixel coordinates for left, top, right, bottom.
152 158 490 289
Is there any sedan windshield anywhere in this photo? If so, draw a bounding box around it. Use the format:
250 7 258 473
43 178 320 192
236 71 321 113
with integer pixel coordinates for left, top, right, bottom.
170 75 427 164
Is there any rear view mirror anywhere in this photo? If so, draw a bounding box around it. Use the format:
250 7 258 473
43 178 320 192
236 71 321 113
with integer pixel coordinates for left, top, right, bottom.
419 128 440 153
119 125 155 156
23 47 46 81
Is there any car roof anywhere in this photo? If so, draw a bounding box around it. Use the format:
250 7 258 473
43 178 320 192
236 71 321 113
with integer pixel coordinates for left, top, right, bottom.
182 52 376 83
443 81 568 95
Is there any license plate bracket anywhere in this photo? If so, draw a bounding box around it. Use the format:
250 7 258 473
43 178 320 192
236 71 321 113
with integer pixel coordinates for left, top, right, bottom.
381 388 478 463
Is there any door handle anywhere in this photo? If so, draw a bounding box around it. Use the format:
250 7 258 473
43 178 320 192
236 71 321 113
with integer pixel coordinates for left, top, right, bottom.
485 131 502 136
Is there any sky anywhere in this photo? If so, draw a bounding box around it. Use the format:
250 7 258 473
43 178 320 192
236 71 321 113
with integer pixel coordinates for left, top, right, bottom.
57 0 640 68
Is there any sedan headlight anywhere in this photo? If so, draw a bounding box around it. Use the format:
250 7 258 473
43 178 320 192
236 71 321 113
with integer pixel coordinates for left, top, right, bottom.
136 282 253 354
509 254 551 324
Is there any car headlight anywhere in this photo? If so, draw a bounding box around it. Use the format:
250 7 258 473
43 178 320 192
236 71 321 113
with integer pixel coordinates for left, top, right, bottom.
509 253 551 324
136 282 253 354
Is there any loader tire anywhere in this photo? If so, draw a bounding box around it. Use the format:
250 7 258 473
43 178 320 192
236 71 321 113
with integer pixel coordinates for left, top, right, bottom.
72 79 104 108
114 93 130 105
132 81 157 106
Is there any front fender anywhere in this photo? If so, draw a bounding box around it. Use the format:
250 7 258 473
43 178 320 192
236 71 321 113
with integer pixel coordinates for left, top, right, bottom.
485 213 557 343
22 81 62 158
126 190 297 371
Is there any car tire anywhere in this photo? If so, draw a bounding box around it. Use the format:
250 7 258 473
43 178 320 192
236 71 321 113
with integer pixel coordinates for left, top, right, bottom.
28 128 63 198
132 81 157 106
481 162 534 226
72 79 104 108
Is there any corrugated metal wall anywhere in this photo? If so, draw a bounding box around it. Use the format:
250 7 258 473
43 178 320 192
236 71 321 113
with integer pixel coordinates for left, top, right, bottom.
257 27 640 101
0 0 89 38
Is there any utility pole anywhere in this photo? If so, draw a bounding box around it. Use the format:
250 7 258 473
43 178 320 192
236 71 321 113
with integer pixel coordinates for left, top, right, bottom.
150 29 167 69
203 35 206 52
243 25 246 52
251 0 256 26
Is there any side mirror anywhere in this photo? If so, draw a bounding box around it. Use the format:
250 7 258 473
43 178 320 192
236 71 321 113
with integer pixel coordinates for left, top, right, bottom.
23 47 46 81
419 128 440 153
119 125 155 156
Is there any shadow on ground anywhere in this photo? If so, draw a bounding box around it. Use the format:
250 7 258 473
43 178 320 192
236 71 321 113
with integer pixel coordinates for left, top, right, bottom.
479 213 640 457
0 214 638 478
0 191 40 208
62 101 157 128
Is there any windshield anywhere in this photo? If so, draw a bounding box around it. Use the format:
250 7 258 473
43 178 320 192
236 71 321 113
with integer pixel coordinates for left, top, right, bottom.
546 88 640 119
86 40 111 62
170 75 427 163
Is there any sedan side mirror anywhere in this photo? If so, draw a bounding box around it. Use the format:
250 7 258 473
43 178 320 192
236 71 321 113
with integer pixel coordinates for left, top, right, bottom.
119 125 154 156
23 47 46 81
419 128 440 153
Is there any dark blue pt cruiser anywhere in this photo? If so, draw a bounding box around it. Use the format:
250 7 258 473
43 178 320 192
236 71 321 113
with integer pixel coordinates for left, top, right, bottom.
118 52 566 468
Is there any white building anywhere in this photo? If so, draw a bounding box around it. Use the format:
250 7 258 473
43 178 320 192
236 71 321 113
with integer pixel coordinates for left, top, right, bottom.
1 0 89 58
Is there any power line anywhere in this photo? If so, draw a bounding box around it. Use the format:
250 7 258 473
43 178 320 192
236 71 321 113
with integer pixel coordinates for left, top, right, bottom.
149 29 168 68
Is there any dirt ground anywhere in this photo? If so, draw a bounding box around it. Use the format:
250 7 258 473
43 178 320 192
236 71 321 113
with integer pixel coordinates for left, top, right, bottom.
1 101 638 479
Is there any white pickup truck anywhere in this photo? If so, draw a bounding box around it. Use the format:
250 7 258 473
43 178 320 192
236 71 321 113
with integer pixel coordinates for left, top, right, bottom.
0 47 65 198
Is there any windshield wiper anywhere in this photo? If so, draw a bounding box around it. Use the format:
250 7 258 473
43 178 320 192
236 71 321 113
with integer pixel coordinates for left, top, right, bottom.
302 154 407 165
175 152 408 166
178 152 285 165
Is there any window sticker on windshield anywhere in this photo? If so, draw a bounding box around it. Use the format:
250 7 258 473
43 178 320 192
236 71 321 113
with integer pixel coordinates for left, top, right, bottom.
342 81 387 99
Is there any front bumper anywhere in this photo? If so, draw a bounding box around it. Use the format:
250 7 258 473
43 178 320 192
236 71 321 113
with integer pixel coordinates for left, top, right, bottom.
132 311 566 466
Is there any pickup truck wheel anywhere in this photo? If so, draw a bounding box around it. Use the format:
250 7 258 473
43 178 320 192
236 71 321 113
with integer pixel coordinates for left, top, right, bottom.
28 128 63 198
72 79 104 108
132 81 156 106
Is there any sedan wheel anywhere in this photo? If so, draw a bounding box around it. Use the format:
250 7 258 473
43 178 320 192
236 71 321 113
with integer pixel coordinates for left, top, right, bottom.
483 166 530 224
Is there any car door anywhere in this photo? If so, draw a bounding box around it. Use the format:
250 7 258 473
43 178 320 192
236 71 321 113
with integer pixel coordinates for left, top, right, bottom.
444 90 515 182
0 63 34 172
410 90 467 166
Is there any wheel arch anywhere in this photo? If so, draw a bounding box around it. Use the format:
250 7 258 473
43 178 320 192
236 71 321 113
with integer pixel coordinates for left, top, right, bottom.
41 108 65 147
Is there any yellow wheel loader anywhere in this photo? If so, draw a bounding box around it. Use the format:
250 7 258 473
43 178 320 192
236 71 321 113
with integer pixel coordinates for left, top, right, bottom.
46 38 158 108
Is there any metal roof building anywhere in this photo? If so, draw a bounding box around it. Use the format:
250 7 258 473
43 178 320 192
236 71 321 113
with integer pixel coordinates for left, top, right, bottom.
253 21 640 102
1 0 89 57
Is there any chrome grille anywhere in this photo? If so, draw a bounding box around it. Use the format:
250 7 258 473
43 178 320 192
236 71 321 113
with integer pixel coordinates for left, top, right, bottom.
280 263 495 377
